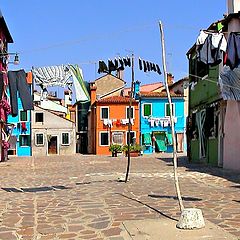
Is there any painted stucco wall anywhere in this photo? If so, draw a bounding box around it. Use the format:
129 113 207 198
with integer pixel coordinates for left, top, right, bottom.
8 94 31 157
32 106 76 156
95 102 139 155
140 97 185 153
223 101 240 171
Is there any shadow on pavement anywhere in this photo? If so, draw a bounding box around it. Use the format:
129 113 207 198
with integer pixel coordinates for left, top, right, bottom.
156 155 240 185
148 194 202 202
117 193 178 221
1 185 71 193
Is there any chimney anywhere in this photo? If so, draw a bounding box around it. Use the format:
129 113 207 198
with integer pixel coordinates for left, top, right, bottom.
228 0 240 14
167 73 174 86
64 90 71 107
134 80 141 99
227 0 240 32
90 84 97 105
116 69 124 80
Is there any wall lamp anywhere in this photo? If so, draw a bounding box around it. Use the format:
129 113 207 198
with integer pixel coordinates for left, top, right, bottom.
0 52 19 65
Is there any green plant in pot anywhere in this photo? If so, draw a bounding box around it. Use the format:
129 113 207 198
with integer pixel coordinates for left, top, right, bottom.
122 144 142 157
109 144 122 157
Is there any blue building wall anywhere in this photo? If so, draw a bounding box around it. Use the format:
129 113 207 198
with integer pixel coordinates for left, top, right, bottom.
140 97 185 154
7 93 31 157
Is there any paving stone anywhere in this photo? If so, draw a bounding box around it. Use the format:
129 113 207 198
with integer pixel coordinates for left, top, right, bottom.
58 232 78 238
88 220 110 229
102 227 122 237
0 153 239 238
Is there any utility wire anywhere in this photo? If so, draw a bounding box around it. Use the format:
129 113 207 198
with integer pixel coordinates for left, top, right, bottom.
188 72 240 91
13 22 208 56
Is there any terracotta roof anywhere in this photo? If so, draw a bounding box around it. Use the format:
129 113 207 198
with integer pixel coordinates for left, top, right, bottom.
0 11 13 43
97 96 137 104
139 91 183 98
124 82 163 95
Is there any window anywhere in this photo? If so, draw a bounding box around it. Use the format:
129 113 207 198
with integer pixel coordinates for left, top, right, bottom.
35 133 44 146
126 106 134 119
126 131 136 145
61 133 70 145
143 103 152 117
35 112 44 123
165 103 175 117
112 132 123 144
20 110 27 122
19 135 31 147
100 132 109 146
100 107 109 119
189 55 209 82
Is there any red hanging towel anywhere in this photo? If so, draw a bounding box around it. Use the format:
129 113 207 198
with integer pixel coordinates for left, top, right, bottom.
116 119 121 127
21 122 27 132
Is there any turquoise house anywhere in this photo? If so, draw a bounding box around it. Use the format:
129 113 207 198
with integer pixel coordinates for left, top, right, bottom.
138 85 186 154
7 91 32 157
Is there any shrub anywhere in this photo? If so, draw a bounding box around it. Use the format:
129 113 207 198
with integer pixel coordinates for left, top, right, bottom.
109 144 122 153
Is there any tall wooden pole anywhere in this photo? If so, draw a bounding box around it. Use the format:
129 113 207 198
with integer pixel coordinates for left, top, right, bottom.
159 21 184 212
125 53 134 183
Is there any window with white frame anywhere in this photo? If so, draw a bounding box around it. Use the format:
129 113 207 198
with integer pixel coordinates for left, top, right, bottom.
19 135 31 147
126 106 134 119
142 103 152 117
19 110 28 122
35 133 44 146
100 107 109 119
35 112 44 123
126 131 136 145
61 133 70 145
100 132 109 146
112 132 123 145
165 103 175 117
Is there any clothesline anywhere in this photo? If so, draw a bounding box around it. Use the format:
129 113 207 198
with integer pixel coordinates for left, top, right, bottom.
11 22 222 56
188 72 240 92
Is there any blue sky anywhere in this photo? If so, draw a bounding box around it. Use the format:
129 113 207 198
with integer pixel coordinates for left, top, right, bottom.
1 0 226 88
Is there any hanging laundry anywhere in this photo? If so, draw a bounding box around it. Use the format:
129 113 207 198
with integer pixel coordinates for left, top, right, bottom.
0 72 4 100
32 65 72 88
225 32 240 70
163 120 169 127
196 30 227 66
98 60 108 74
8 70 33 117
123 57 131 67
69 65 90 103
21 122 27 133
139 58 143 71
156 64 161 75
143 60 147 72
108 59 116 73
116 119 121 127
147 61 151 71
114 58 119 69
118 57 125 71
219 65 240 100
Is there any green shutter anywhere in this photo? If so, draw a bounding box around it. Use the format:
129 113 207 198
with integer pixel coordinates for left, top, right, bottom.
144 104 151 116
166 104 171 116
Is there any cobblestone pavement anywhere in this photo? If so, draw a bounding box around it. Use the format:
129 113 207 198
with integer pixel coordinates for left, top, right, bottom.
0 153 239 239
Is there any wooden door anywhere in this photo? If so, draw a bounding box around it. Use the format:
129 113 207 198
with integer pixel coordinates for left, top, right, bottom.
48 136 58 154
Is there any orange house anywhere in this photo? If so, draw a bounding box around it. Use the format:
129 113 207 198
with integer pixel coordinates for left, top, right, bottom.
88 87 139 155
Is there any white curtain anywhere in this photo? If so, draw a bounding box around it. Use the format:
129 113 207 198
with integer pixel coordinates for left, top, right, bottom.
196 109 206 158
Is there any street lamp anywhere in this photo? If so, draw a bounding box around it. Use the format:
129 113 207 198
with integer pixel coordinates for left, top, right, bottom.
0 52 19 65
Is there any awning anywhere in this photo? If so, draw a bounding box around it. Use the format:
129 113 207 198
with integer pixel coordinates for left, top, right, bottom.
143 133 151 145
155 132 167 152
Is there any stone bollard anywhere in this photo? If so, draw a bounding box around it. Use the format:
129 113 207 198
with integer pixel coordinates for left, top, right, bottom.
176 208 205 229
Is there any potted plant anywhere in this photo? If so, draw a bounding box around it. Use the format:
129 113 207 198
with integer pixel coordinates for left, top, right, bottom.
123 144 142 157
109 144 122 157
